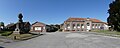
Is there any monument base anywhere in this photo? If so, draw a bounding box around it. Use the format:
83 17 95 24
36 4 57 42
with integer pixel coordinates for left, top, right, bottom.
12 31 21 40
13 31 20 34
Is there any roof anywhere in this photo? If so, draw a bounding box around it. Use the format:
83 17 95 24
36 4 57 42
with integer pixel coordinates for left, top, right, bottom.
32 21 46 26
6 22 30 28
6 23 15 28
65 17 103 23
24 22 30 26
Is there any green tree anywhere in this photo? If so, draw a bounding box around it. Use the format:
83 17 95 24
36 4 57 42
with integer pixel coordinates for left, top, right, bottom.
0 22 4 26
46 24 60 32
107 0 120 31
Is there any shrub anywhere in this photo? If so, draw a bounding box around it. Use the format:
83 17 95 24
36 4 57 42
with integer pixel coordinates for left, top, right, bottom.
58 29 63 31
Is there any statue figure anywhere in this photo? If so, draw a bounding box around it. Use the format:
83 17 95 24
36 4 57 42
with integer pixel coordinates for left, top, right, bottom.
14 13 25 34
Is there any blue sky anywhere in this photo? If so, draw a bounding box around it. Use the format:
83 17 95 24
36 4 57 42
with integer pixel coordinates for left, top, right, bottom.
0 0 113 25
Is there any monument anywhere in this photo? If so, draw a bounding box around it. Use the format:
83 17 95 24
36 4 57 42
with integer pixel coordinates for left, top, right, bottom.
13 13 25 34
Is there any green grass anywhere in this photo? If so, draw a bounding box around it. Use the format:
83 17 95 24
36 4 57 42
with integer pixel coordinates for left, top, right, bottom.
8 34 33 40
0 31 35 40
91 30 120 35
20 34 32 38
0 31 13 36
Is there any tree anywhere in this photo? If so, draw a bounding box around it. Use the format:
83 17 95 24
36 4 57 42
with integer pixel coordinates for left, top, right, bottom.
0 22 4 26
0 22 4 31
107 0 120 31
46 24 60 32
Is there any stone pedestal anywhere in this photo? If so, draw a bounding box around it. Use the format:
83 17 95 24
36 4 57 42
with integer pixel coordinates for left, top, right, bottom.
13 13 24 34
13 31 20 34
12 31 21 40
12 13 25 40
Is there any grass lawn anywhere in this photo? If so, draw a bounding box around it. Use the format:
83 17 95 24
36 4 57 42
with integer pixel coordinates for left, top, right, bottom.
91 30 120 37
8 34 33 40
0 31 13 36
0 31 34 40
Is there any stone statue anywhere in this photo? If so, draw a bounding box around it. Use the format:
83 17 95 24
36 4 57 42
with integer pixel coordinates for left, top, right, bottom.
13 13 25 34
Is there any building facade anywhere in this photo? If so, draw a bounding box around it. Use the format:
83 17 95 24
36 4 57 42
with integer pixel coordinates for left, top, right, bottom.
30 22 46 32
61 17 108 32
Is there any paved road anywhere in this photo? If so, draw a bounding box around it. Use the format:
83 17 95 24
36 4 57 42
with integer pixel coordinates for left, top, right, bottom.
2 32 120 48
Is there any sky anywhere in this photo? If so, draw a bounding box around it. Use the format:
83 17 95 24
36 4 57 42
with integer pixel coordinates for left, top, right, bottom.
0 0 113 25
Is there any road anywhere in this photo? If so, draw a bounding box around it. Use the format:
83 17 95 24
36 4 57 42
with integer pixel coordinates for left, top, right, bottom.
2 32 120 48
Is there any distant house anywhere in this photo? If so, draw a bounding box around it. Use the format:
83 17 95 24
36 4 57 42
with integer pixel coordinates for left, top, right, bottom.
6 23 15 31
61 17 108 31
23 22 31 32
30 22 46 32
6 22 31 32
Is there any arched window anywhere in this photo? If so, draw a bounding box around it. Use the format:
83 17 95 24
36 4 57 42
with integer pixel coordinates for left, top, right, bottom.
95 24 97 26
92 24 94 26
98 24 100 26
87 23 90 26
67 24 70 27
73 24 75 29
81 24 84 26
67 24 70 29
81 24 84 28
77 24 80 26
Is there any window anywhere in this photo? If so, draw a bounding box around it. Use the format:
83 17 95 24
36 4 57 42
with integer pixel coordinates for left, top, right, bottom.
81 24 84 28
73 24 76 29
95 24 97 28
77 24 80 26
95 24 97 26
67 24 70 29
77 24 80 28
98 24 100 26
98 24 101 28
81 24 83 26
67 24 70 27
87 23 90 26
72 24 75 27
92 24 94 26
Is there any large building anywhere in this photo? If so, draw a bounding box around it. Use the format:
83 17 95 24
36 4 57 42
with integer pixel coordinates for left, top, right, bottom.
61 17 108 32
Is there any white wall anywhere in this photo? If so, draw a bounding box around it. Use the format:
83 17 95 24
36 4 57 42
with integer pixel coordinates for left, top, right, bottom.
103 24 109 30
